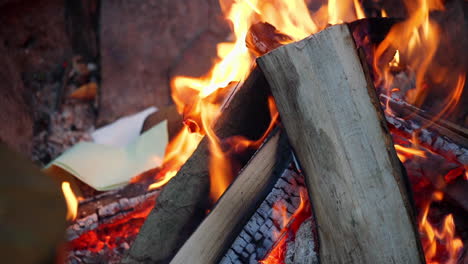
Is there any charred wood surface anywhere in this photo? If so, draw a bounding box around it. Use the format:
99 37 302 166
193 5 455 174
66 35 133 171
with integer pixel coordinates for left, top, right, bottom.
123 67 272 264
258 24 424 263
219 167 309 264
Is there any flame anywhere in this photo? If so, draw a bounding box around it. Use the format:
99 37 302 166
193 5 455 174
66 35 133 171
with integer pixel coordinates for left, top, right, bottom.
353 0 366 20
419 193 464 264
381 9 388 18
167 0 340 201
148 171 177 190
61 181 78 221
155 0 372 201
395 144 427 158
260 188 310 264
66 1 467 262
374 0 464 124
328 0 366 24
388 50 400 68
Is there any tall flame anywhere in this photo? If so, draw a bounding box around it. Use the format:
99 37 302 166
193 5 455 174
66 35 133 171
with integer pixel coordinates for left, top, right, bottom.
62 181 78 221
419 193 464 264
154 0 375 201
374 0 465 124
150 0 465 261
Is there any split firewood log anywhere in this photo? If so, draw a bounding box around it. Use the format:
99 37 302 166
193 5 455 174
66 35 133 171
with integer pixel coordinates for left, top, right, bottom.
258 24 425 263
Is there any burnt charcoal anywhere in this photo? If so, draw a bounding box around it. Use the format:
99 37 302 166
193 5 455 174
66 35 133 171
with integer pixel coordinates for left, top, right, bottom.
220 167 307 264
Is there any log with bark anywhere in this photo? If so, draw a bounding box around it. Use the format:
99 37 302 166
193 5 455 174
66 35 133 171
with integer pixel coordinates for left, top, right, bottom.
170 129 291 264
257 24 425 263
123 66 272 263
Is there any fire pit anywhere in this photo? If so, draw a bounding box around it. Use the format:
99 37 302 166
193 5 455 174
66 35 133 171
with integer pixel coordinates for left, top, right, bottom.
7 0 465 263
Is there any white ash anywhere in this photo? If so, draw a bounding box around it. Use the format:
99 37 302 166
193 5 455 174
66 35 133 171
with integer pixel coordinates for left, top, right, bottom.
285 218 318 264
385 114 467 166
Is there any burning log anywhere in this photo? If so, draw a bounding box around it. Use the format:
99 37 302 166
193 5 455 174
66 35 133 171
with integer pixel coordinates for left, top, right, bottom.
258 24 425 263
123 67 272 263
170 129 291 264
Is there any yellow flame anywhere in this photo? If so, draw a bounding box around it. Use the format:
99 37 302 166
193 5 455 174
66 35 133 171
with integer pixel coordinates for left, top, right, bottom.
61 181 78 221
388 50 400 68
148 171 178 190
419 194 464 263
381 9 388 17
169 0 327 201
353 0 366 19
394 144 427 158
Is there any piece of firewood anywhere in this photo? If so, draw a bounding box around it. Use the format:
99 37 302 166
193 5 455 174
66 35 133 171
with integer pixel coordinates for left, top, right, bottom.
170 129 291 264
123 66 272 264
257 24 424 263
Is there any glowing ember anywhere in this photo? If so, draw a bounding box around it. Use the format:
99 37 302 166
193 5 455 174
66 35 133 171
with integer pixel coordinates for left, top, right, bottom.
69 198 155 253
259 188 311 264
62 181 78 221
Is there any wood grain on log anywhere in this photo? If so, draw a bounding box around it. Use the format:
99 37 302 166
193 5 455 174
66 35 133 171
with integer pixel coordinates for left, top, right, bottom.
123 67 272 264
170 129 291 264
258 24 424 263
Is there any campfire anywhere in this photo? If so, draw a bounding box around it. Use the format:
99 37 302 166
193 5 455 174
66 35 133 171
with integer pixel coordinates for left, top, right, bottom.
54 0 467 263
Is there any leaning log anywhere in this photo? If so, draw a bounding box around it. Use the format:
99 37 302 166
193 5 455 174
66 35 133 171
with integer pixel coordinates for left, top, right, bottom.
257 24 425 263
123 67 272 263
171 129 291 264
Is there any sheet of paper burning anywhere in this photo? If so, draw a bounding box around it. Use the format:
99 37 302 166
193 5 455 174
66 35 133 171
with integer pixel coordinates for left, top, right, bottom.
46 111 168 191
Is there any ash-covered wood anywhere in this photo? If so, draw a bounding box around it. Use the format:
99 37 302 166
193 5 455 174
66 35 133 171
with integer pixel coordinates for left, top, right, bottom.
384 104 468 212
285 218 318 264
123 66 272 264
219 167 309 264
258 24 424 263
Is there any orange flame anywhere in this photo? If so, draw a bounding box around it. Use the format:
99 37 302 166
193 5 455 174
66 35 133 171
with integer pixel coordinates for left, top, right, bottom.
61 181 78 221
148 171 178 190
260 188 310 264
395 144 427 158
374 0 464 124
156 0 372 200
328 0 366 24
419 192 464 264
167 0 341 200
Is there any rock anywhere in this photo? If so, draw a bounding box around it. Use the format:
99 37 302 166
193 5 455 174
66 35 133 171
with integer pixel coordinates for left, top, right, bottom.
98 0 230 125
64 0 99 59
0 0 72 74
0 42 33 155
0 0 75 158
